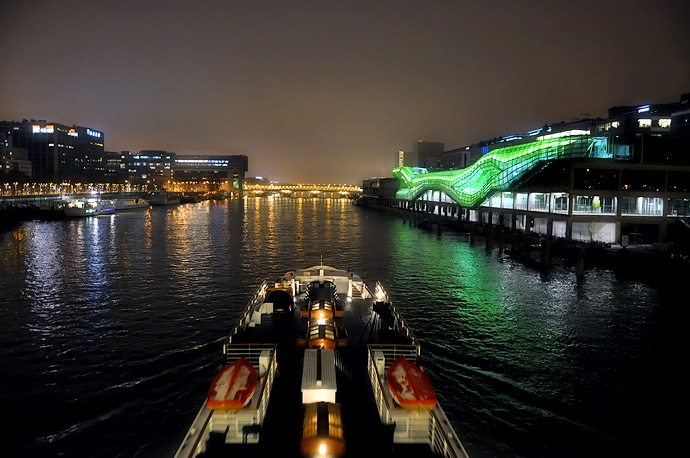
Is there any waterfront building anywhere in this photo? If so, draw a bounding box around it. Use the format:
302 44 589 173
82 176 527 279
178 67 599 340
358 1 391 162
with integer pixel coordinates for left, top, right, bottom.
0 137 32 178
413 140 444 167
424 144 483 171
0 120 248 197
103 150 124 182
121 150 175 187
396 141 445 169
0 120 105 182
361 177 399 208
376 92 690 246
173 154 248 197
120 151 248 195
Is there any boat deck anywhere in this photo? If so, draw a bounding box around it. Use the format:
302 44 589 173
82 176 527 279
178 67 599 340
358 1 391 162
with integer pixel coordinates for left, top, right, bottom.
174 267 469 458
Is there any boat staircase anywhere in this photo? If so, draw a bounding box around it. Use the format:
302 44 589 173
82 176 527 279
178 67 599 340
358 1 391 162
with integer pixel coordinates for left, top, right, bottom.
350 282 365 299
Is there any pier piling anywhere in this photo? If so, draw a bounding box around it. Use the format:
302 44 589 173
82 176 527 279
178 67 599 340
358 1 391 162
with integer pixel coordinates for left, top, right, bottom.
577 247 585 277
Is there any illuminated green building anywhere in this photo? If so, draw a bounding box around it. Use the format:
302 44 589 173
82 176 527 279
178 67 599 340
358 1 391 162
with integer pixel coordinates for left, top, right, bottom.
381 92 690 245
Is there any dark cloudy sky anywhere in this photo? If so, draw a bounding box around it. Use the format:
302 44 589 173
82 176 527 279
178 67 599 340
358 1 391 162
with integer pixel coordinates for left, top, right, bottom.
2 0 689 184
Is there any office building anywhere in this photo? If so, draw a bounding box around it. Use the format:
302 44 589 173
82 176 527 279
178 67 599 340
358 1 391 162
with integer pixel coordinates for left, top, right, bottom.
0 120 105 182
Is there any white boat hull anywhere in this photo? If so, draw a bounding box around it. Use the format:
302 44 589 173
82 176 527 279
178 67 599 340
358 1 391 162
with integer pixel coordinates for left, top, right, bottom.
64 200 116 217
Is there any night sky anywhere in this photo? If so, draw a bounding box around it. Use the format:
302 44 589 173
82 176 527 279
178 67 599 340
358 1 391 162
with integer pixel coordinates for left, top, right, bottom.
2 0 689 184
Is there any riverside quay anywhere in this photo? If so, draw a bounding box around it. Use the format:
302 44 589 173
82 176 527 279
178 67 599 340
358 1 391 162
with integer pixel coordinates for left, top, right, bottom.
362 91 690 248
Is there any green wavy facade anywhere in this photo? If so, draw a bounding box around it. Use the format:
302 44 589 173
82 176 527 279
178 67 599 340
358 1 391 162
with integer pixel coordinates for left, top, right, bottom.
393 135 600 208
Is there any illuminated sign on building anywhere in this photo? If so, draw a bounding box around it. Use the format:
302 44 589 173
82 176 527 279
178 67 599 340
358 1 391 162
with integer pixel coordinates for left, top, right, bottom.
68 128 79 137
32 124 54 134
86 128 102 138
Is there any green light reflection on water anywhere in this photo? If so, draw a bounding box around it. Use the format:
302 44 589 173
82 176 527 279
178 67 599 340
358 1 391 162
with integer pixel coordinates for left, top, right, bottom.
387 221 571 399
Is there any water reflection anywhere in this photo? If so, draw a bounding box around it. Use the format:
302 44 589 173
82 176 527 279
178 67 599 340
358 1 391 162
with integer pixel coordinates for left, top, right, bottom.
383 218 669 456
0 199 677 458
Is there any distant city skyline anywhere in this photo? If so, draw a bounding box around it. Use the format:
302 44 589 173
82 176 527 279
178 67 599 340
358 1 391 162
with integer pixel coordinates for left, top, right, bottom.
4 88 690 188
2 1 689 184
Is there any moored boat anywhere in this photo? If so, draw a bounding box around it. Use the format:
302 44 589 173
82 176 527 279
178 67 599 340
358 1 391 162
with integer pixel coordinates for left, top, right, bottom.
64 199 116 217
113 197 150 211
148 189 181 206
174 262 470 458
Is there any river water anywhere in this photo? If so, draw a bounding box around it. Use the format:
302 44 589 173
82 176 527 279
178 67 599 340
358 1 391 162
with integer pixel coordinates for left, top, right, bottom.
0 198 685 458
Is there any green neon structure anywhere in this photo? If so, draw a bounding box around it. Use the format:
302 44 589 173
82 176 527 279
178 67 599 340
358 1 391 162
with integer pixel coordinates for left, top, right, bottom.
393 135 598 208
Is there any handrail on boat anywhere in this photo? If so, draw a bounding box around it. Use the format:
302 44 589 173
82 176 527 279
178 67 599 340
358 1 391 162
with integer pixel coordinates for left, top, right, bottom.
374 281 421 357
367 344 470 458
227 280 269 343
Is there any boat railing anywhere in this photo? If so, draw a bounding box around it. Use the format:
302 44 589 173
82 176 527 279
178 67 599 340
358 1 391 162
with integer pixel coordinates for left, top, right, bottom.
227 280 269 343
374 281 421 354
175 343 278 458
367 344 469 458
368 344 419 365
223 343 276 369
367 344 420 425
173 403 213 458
429 406 472 458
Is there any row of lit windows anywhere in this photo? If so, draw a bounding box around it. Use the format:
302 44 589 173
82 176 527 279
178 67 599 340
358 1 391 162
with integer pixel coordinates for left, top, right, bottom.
308 325 335 340
595 118 672 131
638 118 671 128
175 159 229 166
597 121 621 132
302 403 343 440
485 191 688 217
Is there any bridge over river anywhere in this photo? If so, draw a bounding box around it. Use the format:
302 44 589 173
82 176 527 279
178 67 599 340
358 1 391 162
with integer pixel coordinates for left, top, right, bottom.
244 183 362 198
1 182 363 210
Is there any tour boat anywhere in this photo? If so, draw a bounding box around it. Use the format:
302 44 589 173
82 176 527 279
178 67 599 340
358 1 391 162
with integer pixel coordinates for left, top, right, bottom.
386 356 438 410
173 262 470 458
112 197 150 211
148 189 181 206
63 199 116 217
206 357 258 410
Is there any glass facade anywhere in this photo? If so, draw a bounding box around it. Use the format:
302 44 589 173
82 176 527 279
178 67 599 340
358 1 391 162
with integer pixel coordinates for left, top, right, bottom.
394 134 592 207
620 197 664 216
667 197 689 216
